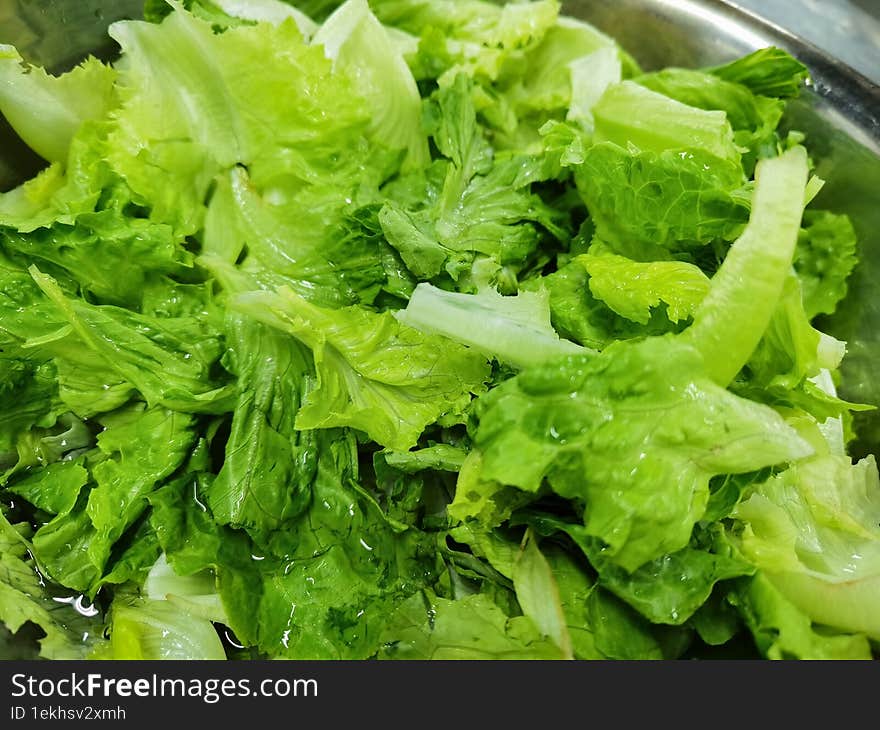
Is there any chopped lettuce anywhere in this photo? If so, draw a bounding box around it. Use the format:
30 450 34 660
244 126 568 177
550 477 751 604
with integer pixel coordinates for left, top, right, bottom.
451 335 812 571
313 0 429 169
0 513 106 659
232 286 491 450
0 0 874 661
580 247 710 325
396 282 587 369
731 453 880 639
101 597 227 660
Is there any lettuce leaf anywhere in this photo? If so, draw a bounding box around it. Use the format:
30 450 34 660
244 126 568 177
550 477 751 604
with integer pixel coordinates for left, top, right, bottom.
452 335 812 571
0 513 106 659
106 6 378 235
379 590 566 660
396 282 586 369
205 315 316 545
233 286 491 450
0 46 116 164
378 75 567 284
731 453 880 639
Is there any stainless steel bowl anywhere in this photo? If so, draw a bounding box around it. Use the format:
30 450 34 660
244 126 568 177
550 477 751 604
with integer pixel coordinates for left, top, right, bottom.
2 0 879 454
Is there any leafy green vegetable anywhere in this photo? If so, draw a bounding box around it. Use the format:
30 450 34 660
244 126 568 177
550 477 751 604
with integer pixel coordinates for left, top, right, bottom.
707 47 811 99
452 336 812 571
217 431 443 659
574 143 749 253
731 453 880 639
233 286 490 450
102 597 227 660
634 66 786 170
25 403 194 594
727 574 872 660
593 80 742 164
313 0 428 168
396 282 586 369
378 74 567 286
205 315 315 545
379 590 566 660
0 46 116 164
512 529 573 657
581 247 710 325
794 210 859 319
0 0 874 661
30 267 235 414
106 4 379 235
0 513 106 659
682 145 809 385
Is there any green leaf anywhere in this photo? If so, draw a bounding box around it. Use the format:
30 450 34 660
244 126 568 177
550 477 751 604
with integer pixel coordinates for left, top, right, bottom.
378 75 566 283
592 80 742 164
541 252 646 350
707 47 810 99
371 0 560 88
728 574 872 659
106 5 374 234
2 211 190 309
382 443 467 473
25 404 194 594
85 405 195 571
731 453 880 639
794 210 859 319
143 554 226 624
525 513 753 625
314 0 428 168
746 273 844 392
7 460 89 516
233 286 490 450
682 145 809 385
205 315 316 543
512 529 573 657
396 282 587 369
0 514 105 659
95 520 163 591
30 267 235 414
574 143 749 252
0 46 116 163
378 590 565 660
635 67 785 166
103 597 226 660
200 166 388 309
567 45 622 129
454 336 812 571
209 0 319 35
149 475 226 579
582 248 710 325
218 432 441 658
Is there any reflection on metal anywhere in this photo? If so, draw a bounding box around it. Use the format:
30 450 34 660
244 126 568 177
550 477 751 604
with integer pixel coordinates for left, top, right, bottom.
731 0 880 82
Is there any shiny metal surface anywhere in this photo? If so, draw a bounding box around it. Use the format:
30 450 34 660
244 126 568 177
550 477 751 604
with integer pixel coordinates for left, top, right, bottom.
732 0 880 83
1 0 879 452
